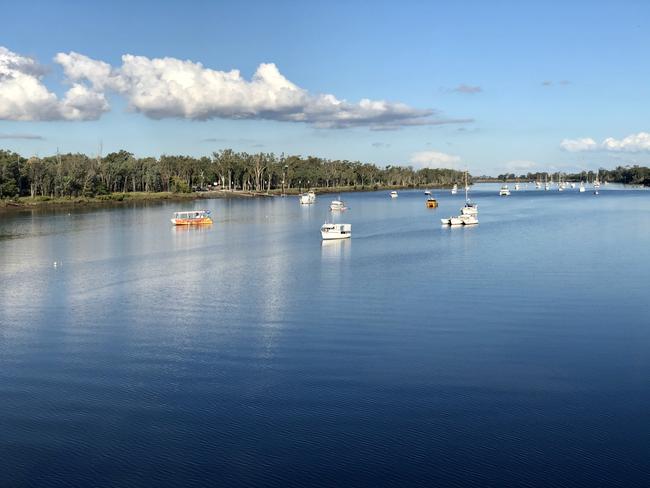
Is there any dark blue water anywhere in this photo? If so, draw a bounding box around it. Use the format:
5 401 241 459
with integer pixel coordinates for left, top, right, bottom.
1 184 649 487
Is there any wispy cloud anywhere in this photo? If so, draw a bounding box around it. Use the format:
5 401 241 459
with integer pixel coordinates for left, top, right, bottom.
0 133 44 140
453 84 482 94
542 80 570 87
410 150 461 169
1 46 472 130
504 160 539 171
561 132 650 152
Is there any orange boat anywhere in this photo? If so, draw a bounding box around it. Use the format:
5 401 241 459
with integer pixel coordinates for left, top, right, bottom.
170 210 213 225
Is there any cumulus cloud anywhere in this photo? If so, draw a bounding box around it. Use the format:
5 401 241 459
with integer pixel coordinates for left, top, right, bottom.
0 46 109 121
602 132 650 152
560 137 598 152
0 46 471 129
453 84 482 94
410 150 461 168
561 132 650 152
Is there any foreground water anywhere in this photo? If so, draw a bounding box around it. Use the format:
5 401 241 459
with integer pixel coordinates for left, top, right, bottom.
1 184 649 487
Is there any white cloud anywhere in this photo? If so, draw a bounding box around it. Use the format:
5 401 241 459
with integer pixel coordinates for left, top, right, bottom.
410 150 461 168
561 132 650 152
0 46 472 129
560 137 598 152
0 46 108 121
110 54 457 129
602 132 650 152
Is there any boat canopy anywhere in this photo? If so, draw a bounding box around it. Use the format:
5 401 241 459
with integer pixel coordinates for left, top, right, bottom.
173 210 211 218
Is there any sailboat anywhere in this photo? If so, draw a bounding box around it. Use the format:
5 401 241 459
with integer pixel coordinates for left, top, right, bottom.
451 184 458 195
461 170 478 215
593 170 601 189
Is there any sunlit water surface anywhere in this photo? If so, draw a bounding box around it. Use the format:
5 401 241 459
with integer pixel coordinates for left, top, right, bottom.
1 184 649 487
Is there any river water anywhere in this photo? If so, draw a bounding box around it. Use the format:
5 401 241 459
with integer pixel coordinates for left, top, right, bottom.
1 184 649 487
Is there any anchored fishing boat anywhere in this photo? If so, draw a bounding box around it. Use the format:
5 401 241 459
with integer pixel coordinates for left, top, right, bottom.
170 210 213 225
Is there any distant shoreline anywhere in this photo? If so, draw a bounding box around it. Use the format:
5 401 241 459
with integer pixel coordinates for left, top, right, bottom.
0 185 445 213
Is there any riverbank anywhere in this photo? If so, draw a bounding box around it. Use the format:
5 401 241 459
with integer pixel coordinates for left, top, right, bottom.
0 190 268 212
0 185 431 213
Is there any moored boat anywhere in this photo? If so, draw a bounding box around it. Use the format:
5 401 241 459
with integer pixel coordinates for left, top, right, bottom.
321 223 352 240
330 199 347 211
171 210 213 225
299 190 316 204
390 191 398 198
461 170 477 215
426 197 438 208
499 185 510 196
459 213 478 225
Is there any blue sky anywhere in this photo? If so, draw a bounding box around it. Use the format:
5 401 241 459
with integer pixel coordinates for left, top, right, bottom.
1 0 649 174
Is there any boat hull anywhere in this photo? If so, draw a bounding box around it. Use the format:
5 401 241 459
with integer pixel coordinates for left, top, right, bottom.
171 217 213 225
321 232 351 240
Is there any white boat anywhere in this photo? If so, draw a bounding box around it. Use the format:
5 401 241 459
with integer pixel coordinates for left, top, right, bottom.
514 183 520 191
390 191 398 198
329 199 347 211
170 210 213 225
299 190 316 204
459 214 478 225
570 183 576 189
535 181 541 189
424 189 432 195
499 185 510 196
441 216 463 226
461 202 478 215
449 216 463 226
321 223 351 240
451 184 458 195
594 170 601 189
461 171 478 215
579 182 586 192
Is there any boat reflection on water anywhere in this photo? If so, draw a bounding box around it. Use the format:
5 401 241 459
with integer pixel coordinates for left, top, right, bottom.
171 224 213 234
320 238 351 260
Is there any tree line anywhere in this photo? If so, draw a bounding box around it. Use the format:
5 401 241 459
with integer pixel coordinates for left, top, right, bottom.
0 148 468 199
496 166 650 186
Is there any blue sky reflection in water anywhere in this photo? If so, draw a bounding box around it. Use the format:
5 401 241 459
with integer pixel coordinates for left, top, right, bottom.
1 185 650 486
